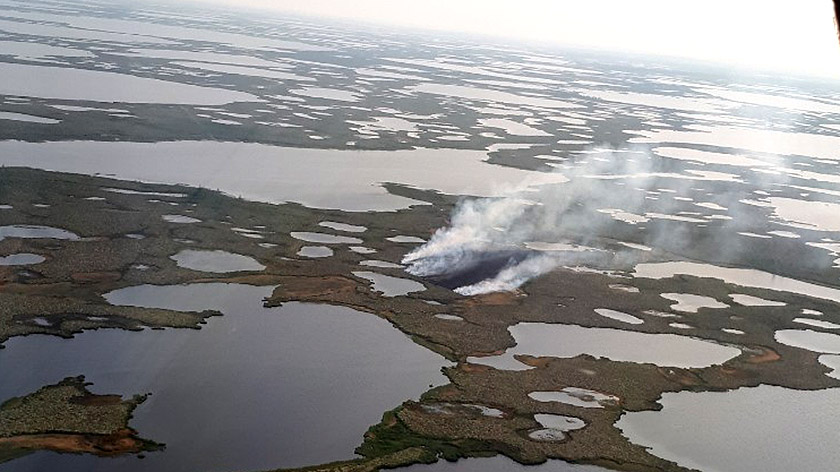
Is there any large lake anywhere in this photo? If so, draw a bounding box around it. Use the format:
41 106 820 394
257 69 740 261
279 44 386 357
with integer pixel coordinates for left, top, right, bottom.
0 283 450 472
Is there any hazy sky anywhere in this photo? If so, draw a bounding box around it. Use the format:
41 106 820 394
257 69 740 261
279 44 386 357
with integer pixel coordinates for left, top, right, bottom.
196 0 840 78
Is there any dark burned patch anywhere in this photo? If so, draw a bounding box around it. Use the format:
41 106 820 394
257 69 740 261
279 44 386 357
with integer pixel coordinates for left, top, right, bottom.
422 249 537 290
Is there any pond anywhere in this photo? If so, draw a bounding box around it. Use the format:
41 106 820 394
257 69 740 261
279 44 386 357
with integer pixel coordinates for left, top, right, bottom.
468 323 741 370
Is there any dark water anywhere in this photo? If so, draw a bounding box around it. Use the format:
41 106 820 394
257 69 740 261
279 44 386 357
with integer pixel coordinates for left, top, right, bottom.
400 455 611 472
0 283 450 472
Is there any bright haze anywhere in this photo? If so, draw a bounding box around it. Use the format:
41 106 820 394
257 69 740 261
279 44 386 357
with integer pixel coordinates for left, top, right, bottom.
192 0 840 78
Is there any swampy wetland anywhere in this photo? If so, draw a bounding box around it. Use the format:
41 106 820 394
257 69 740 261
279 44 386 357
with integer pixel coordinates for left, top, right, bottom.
1 1 840 471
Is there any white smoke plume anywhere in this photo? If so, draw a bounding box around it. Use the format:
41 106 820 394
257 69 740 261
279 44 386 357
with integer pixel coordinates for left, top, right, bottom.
452 254 560 296
403 144 794 295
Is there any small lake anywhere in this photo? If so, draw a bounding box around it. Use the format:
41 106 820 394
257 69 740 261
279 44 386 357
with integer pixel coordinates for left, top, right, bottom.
170 249 265 273
297 246 334 258
352 271 426 297
775 329 840 354
0 224 79 241
617 385 840 472
0 283 450 472
0 62 259 105
634 261 840 304
468 323 740 370
0 253 46 266
290 231 363 244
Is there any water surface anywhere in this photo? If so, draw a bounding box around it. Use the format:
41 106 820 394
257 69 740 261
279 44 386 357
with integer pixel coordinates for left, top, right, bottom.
352 271 426 297
0 224 79 241
290 232 363 244
0 141 566 211
635 261 840 304
617 385 840 472
0 253 46 266
468 323 740 369
170 249 265 273
0 63 259 104
0 283 449 471
297 246 334 258
774 329 840 354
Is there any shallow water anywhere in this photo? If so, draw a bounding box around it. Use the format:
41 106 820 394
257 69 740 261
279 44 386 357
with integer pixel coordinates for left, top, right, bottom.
349 246 376 254
593 308 643 325
617 385 840 472
529 414 586 441
660 293 729 313
478 118 550 136
318 221 367 233
359 259 403 268
630 125 840 162
0 253 46 266
0 283 449 471
352 271 426 297
386 235 427 243
0 224 79 241
410 83 578 109
468 323 740 369
792 318 840 329
766 197 840 232
174 61 313 82
0 40 95 60
774 329 840 354
728 294 786 307
819 355 840 379
529 387 618 409
634 261 840 304
290 231 363 244
0 111 60 124
161 214 201 224
290 87 362 102
0 141 566 211
170 249 265 273
297 246 334 258
0 62 259 105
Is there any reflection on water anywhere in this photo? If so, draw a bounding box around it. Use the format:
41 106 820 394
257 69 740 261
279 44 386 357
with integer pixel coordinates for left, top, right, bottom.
0 62 259 105
0 224 80 241
634 261 840 304
529 414 586 441
318 221 367 233
170 249 265 273
0 283 449 471
660 293 729 313
774 329 840 354
0 111 61 124
0 253 46 266
297 246 334 258
352 271 426 297
593 308 644 325
617 385 840 472
0 141 564 212
291 231 363 244
529 387 618 409
468 323 740 369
